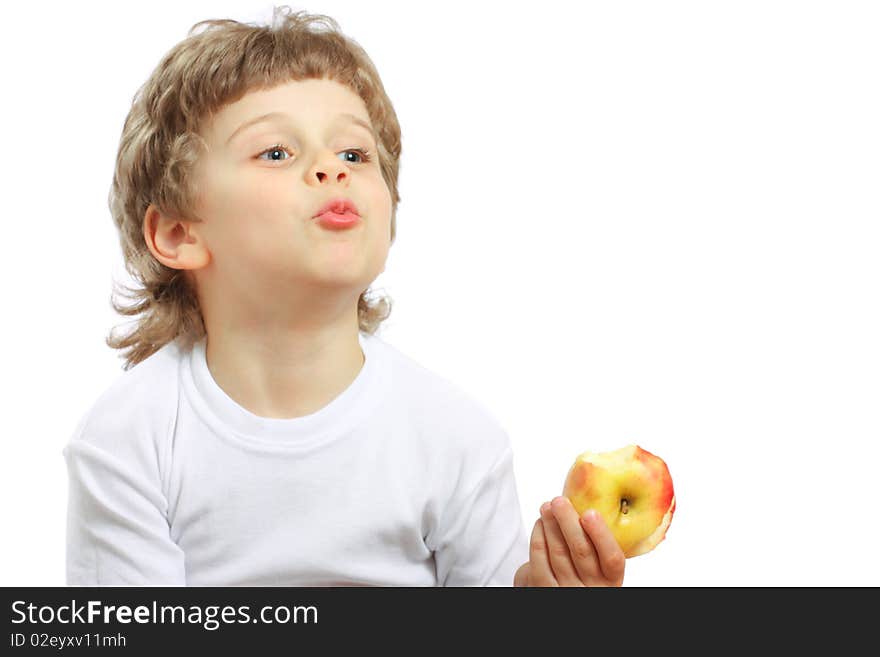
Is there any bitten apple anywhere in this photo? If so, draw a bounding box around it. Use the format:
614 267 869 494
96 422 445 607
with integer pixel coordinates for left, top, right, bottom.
562 444 675 558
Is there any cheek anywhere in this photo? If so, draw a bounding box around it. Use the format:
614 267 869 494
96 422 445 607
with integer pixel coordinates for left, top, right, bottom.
227 178 300 220
369 191 393 260
205 177 308 241
369 176 393 232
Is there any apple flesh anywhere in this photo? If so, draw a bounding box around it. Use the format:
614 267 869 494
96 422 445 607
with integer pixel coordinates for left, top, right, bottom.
562 444 675 558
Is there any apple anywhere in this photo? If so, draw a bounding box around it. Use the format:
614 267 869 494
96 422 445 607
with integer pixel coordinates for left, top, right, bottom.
562 444 675 558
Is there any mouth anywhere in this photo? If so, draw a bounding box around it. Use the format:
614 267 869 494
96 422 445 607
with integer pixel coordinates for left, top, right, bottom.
313 197 361 230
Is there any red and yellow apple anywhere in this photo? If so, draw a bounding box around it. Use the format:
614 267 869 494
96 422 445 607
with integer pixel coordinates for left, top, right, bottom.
562 444 675 558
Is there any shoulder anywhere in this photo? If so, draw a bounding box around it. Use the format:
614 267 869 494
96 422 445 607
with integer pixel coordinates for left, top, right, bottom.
369 333 513 458
64 340 184 481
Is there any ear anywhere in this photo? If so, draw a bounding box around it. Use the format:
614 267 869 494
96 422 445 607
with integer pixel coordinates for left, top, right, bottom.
143 204 211 271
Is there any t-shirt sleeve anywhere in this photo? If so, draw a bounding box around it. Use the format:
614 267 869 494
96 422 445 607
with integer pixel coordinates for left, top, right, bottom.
431 443 529 587
63 431 186 586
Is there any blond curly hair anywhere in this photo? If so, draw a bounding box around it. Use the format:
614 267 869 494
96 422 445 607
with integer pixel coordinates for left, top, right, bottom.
106 6 400 370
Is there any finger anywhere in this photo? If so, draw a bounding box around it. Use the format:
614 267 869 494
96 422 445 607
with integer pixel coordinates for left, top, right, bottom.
514 562 530 587
540 500 582 586
528 508 558 586
551 496 602 583
580 510 626 585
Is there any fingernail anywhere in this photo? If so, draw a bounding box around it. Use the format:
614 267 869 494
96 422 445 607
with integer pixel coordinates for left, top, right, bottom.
540 502 551 514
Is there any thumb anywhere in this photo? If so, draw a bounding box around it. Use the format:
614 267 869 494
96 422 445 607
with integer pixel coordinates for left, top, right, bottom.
514 562 530 587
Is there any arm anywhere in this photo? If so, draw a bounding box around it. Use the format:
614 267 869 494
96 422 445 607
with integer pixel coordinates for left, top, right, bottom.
63 439 186 586
430 446 529 587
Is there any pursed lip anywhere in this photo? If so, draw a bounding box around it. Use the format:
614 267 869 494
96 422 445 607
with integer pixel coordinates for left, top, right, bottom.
313 197 360 218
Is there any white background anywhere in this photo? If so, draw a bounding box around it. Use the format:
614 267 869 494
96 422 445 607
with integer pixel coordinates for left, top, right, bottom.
1 0 877 586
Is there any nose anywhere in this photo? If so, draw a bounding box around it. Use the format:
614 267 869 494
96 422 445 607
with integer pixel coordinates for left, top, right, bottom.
307 150 349 186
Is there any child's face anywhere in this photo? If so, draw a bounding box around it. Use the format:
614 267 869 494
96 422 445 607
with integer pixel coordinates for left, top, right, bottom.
188 77 392 315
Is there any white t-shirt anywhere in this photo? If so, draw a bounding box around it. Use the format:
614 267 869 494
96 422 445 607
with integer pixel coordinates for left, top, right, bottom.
62 331 529 586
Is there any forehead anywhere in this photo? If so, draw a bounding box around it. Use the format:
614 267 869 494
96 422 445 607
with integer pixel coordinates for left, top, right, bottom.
205 78 371 140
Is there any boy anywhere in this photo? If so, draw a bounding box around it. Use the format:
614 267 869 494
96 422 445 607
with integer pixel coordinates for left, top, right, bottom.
63 6 625 587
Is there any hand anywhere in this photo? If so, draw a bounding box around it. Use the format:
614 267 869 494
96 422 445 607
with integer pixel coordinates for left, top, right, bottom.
514 496 625 587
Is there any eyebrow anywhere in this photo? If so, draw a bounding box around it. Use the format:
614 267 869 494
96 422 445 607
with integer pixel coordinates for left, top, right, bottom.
225 111 376 145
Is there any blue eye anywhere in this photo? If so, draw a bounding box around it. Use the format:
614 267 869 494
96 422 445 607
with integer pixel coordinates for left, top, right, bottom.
257 144 292 161
256 144 374 164
340 149 374 164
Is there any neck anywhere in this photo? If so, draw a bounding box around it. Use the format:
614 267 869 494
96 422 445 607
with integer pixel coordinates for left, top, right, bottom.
202 306 365 419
